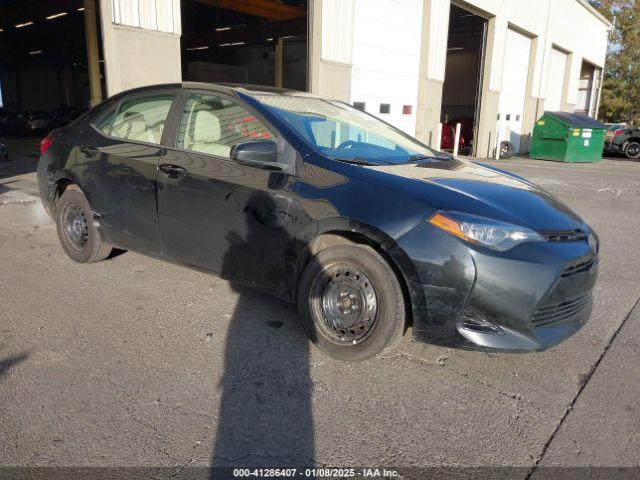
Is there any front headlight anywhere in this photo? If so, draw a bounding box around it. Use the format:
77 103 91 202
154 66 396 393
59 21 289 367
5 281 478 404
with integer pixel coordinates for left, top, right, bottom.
429 211 545 251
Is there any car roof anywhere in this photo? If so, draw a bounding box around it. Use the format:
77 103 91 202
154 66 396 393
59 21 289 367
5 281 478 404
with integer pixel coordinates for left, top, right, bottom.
81 82 334 126
112 82 323 100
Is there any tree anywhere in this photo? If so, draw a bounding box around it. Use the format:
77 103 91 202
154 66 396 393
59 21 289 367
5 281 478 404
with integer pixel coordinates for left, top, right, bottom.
590 0 640 124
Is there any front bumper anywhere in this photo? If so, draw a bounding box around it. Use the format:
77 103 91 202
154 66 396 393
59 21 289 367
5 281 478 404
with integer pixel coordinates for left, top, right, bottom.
397 222 598 352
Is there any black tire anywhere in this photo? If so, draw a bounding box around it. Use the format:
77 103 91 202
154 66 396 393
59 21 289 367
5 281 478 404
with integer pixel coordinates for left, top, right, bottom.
297 244 405 361
499 141 514 159
624 140 640 159
55 186 112 263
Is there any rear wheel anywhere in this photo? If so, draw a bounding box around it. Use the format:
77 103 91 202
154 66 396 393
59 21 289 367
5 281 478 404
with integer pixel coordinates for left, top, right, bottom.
297 244 405 361
55 186 112 263
624 140 640 159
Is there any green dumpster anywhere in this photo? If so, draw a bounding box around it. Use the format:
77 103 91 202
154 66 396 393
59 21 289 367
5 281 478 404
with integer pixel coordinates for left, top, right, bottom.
530 112 605 162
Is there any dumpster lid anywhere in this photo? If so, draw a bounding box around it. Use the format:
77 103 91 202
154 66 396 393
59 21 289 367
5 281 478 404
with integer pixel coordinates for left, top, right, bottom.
545 111 605 129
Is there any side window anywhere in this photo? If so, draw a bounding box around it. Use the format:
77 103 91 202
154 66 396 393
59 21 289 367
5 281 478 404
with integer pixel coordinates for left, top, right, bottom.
95 108 115 135
176 93 273 158
109 93 174 144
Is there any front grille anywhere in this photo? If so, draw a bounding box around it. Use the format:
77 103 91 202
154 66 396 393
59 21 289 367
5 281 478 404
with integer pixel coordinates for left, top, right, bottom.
538 229 588 242
531 292 591 327
561 255 596 278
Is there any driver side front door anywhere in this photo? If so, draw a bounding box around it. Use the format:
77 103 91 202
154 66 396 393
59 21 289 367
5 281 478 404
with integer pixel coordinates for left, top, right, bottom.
157 91 295 292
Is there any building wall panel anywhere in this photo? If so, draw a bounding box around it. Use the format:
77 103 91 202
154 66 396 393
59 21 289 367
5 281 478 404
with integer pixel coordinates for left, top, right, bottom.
350 0 423 134
321 0 355 64
462 0 608 107
111 0 180 34
139 0 158 31
426 0 450 82
100 0 181 95
155 0 177 33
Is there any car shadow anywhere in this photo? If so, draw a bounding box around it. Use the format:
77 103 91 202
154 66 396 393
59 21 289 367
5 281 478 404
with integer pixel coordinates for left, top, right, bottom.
603 153 640 162
0 348 28 380
210 190 316 478
106 248 127 260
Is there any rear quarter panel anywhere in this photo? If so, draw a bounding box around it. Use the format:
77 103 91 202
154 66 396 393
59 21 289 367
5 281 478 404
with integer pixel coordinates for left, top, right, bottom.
37 124 84 215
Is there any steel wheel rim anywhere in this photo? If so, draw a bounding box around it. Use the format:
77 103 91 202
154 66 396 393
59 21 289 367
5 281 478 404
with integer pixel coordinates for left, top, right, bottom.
61 202 89 252
309 264 378 345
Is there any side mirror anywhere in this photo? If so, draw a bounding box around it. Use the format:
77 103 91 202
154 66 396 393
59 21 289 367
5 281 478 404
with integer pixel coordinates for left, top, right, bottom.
230 140 279 169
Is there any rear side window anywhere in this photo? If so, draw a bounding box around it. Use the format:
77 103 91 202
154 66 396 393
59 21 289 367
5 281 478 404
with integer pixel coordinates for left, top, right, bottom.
95 109 115 135
108 93 175 144
176 92 272 158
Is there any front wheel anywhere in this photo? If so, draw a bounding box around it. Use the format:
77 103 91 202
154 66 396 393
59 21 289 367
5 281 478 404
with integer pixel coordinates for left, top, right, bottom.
297 244 406 361
624 141 640 159
55 186 113 263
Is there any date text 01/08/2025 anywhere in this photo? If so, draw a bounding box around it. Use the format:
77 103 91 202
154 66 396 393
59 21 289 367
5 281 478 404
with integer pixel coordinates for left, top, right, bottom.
232 468 400 478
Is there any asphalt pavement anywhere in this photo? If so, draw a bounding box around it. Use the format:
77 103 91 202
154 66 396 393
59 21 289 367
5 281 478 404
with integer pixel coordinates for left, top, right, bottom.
1 151 639 478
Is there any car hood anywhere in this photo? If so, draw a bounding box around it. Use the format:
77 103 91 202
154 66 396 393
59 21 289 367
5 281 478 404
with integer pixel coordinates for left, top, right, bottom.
364 159 584 231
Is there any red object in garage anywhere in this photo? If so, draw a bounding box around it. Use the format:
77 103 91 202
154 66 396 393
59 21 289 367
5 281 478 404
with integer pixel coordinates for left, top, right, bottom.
440 118 475 154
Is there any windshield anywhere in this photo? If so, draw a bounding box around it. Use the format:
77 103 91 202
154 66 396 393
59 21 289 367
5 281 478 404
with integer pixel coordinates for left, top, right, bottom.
249 93 446 165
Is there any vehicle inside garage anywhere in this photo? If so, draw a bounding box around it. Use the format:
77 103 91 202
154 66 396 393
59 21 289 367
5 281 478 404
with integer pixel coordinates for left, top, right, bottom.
181 0 308 91
440 4 487 155
0 0 104 141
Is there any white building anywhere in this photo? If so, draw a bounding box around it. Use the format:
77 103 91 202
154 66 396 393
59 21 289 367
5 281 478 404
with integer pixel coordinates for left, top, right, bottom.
0 0 610 157
314 0 610 156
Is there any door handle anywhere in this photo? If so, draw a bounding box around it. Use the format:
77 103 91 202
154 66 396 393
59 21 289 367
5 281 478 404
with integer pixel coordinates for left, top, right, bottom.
158 163 188 178
80 145 99 157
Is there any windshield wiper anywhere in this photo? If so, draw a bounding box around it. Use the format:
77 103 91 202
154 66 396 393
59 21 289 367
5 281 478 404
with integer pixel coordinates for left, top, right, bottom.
406 153 452 163
334 156 378 166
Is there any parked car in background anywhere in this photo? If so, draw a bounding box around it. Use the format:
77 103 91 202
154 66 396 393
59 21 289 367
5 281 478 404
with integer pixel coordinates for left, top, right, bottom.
39 83 599 361
603 123 626 145
604 124 640 159
604 122 627 134
0 110 9 135
3 110 51 136
48 108 85 131
0 137 8 161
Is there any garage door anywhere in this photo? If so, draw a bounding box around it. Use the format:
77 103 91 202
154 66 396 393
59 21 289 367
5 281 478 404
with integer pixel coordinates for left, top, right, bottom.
545 48 568 112
497 29 531 153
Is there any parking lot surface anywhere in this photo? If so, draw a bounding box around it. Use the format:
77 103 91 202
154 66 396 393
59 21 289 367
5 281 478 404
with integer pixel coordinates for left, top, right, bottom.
1 154 639 476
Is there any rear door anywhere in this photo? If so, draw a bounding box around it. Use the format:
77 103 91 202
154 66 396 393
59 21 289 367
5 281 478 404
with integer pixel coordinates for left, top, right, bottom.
157 89 296 291
76 90 178 254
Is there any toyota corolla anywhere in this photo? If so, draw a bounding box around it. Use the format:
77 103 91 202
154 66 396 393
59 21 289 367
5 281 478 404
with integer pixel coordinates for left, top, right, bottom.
38 83 599 361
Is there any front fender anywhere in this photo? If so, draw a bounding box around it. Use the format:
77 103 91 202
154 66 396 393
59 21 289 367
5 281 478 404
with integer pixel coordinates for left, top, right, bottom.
396 221 477 343
288 216 429 329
